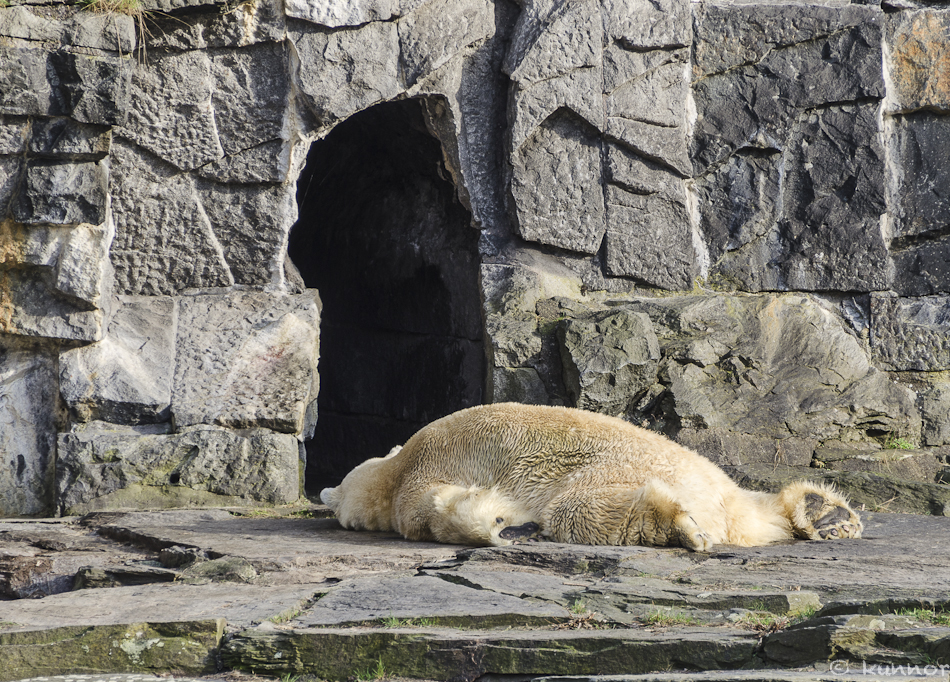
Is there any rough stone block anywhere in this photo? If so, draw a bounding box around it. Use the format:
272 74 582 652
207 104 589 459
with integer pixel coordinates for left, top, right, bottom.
0 346 57 516
814 444 943 482
109 141 233 296
60 296 177 425
626 294 919 443
558 309 660 416
195 181 297 287
12 160 107 226
397 0 494 87
870 292 950 371
486 313 541 368
491 367 549 405
695 150 781 274
890 112 950 240
48 51 130 126
0 115 28 154
691 15 883 173
172 291 320 435
145 0 284 50
605 116 689 176
0 267 105 342
0 156 21 216
1 3 134 52
508 66 604 153
775 104 887 291
607 59 686 129
117 51 221 171
291 21 400 125
604 184 695 291
603 0 690 49
677 429 816 469
886 10 950 113
209 43 290 171
509 111 605 255
920 384 950 446
285 0 424 27
0 46 53 116
504 0 602 86
29 118 111 158
56 423 302 515
692 3 880 80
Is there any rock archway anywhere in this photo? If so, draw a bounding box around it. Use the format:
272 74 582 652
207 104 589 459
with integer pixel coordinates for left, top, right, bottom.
289 98 485 492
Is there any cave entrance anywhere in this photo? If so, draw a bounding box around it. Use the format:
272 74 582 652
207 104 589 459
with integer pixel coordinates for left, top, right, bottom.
289 97 485 494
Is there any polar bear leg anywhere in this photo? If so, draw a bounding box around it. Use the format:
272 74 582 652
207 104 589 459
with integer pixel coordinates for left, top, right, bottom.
542 480 714 551
424 484 540 546
777 481 863 540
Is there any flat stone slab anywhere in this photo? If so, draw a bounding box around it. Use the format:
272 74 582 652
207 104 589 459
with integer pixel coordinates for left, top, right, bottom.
2 508 950 681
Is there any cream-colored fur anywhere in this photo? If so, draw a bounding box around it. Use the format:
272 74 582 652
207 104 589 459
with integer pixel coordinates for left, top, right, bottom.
320 404 863 550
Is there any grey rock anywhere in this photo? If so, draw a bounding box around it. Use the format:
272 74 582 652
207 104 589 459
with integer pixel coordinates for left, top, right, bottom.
59 296 177 425
397 0 495 88
29 118 111 158
814 444 943 482
695 150 781 272
195 181 298 287
691 16 884 173
491 366 550 404
677 429 816 469
0 155 22 217
605 117 690 177
49 51 131 126
603 0 691 49
870 293 950 371
171 291 320 435
692 3 882 79
889 112 950 296
487 313 541 367
13 160 107 225
208 44 290 177
885 9 950 114
296 574 566 627
920 384 950 447
0 346 57 516
0 266 105 342
0 115 28 154
603 185 696 290
604 44 688 95
775 104 887 292
504 0 602 86
558 309 660 416
0 46 51 117
606 142 687 201
117 51 221 172
291 21 401 126
109 140 234 296
56 423 302 514
622 294 919 443
0 3 136 53
606 60 687 130
509 111 605 254
508 65 604 154
145 0 285 51
284 0 426 27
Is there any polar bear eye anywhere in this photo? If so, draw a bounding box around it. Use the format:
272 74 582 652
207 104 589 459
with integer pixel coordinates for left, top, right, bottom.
495 517 504 525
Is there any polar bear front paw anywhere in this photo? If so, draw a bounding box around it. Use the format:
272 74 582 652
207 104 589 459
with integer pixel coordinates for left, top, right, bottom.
808 496 862 540
781 483 863 541
675 514 714 552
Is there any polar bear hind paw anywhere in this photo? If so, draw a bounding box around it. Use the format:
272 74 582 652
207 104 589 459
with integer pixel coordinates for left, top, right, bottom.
781 482 863 541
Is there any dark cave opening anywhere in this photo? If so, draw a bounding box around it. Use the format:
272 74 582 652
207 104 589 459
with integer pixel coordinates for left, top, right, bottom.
288 98 486 494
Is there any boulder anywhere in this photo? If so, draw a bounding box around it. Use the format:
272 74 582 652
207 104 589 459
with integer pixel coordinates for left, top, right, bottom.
56 422 302 515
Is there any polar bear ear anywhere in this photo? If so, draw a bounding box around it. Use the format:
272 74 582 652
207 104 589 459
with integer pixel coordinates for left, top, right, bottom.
320 486 339 509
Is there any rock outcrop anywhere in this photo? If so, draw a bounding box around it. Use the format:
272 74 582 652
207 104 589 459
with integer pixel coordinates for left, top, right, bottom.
1 0 948 515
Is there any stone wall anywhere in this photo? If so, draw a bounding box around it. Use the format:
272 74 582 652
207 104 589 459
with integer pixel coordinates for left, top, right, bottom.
1 0 948 516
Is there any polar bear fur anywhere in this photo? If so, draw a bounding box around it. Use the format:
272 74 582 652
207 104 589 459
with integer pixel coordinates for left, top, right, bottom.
320 403 863 550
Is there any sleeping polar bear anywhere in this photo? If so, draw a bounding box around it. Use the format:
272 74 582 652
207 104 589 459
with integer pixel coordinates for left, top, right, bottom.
320 403 863 551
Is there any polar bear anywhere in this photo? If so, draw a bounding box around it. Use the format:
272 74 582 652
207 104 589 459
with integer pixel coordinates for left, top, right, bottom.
320 403 862 550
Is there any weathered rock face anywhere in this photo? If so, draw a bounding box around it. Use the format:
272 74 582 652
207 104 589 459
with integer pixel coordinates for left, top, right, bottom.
1 0 948 515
